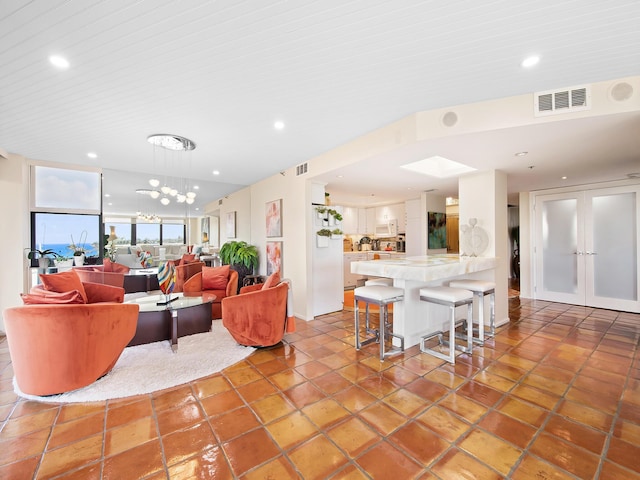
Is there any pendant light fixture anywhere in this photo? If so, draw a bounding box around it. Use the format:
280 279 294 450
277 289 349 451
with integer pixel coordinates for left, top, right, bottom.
142 134 198 208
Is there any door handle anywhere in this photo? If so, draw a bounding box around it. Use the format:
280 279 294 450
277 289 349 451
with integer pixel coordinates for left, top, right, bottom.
585 251 597 255
573 251 584 255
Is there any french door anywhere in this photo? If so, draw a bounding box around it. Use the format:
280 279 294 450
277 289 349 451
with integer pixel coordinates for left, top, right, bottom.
533 184 639 312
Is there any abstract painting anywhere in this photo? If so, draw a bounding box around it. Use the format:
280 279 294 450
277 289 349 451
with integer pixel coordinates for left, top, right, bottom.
266 199 282 237
266 241 282 275
226 211 236 239
428 212 447 249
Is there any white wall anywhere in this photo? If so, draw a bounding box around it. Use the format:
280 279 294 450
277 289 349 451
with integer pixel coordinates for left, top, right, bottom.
0 154 28 333
459 170 509 326
218 187 252 243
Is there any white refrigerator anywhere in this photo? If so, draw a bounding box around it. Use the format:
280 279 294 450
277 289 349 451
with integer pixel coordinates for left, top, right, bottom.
312 205 344 316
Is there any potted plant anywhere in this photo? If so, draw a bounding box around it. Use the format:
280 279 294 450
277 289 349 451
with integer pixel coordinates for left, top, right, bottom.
327 209 343 222
315 206 327 219
331 228 343 239
316 228 332 247
219 240 259 290
26 248 62 269
69 231 88 266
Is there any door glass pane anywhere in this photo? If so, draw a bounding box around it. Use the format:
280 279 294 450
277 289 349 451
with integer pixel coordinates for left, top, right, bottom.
542 198 578 293
592 192 637 300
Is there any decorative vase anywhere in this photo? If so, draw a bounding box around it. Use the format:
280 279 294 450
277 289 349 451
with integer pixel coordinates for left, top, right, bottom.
74 254 85 266
38 257 50 269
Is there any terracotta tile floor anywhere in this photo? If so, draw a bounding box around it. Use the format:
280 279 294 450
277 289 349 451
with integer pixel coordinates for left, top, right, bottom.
1 297 639 479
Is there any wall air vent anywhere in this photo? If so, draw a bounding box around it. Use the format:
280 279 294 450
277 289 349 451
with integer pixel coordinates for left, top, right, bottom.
218 199 223 206
296 162 308 176
534 85 591 117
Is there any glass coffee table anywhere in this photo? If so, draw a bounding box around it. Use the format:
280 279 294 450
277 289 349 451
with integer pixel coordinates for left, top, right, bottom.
125 292 215 351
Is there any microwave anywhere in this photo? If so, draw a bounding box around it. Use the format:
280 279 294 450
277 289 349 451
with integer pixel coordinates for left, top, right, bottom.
374 219 398 237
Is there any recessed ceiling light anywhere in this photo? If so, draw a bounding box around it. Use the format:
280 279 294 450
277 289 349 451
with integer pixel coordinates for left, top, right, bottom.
104 193 111 197
107 202 113 206
87 152 97 159
212 170 220 175
49 55 70 69
561 176 567 180
274 121 285 130
401 156 476 178
195 207 200 211
521 55 540 68
336 174 343 178
193 185 199 190
515 151 528 157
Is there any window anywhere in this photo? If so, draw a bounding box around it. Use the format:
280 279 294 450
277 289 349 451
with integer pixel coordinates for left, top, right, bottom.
136 223 160 245
32 213 101 260
162 223 185 245
104 222 132 246
32 165 101 212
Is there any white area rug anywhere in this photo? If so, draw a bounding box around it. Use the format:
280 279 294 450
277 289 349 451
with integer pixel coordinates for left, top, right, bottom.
14 320 255 403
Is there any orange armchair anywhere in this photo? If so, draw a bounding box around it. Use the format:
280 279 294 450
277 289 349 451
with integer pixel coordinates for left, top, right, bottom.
4 302 139 396
221 281 294 347
173 260 204 292
183 267 238 319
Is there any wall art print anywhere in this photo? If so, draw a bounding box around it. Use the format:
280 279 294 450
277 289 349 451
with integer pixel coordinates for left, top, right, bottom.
266 199 282 237
266 241 282 276
226 211 236 239
428 211 447 249
201 217 210 243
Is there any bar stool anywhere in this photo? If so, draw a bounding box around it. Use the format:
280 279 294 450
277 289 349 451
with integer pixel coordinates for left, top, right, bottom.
419 286 474 364
364 278 393 286
354 285 405 361
448 279 496 343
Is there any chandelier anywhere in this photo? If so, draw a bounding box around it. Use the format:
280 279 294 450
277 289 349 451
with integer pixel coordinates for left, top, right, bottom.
144 134 198 205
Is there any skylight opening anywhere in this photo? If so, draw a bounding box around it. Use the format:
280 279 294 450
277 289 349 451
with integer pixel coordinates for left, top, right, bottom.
400 156 476 178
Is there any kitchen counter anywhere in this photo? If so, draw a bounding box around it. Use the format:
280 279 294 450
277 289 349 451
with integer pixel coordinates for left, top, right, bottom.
351 254 497 348
350 254 495 281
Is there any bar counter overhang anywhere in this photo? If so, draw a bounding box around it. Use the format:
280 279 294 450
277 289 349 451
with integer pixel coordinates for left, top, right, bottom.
351 254 498 348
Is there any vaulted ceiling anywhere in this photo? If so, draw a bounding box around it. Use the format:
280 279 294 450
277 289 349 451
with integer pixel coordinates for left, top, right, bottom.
2 1 639 215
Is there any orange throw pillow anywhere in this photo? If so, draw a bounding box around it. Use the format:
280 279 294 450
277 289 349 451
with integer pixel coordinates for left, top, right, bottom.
262 269 281 290
103 258 114 272
202 265 230 290
39 270 88 303
21 290 85 305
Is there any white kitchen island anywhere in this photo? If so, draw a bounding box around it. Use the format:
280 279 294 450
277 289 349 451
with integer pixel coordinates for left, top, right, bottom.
351 254 498 348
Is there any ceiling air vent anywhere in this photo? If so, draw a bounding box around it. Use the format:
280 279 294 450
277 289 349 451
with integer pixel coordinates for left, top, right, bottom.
296 162 308 176
534 85 590 117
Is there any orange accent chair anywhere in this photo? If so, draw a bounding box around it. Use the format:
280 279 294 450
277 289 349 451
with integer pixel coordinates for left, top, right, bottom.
173 260 204 292
73 259 130 288
4 281 138 396
221 280 294 347
183 266 239 319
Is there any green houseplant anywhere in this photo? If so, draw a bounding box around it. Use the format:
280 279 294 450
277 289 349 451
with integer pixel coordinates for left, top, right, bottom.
27 248 62 269
219 240 259 290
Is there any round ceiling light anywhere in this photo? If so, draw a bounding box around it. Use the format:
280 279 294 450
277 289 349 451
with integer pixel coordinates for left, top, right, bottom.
149 178 160 187
160 197 170 206
521 55 540 68
147 134 196 151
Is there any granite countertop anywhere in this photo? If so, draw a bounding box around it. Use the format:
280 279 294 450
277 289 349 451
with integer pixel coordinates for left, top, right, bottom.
350 254 497 282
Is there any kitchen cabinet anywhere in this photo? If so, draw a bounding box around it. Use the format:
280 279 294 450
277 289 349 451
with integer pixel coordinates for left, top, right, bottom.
341 206 358 234
376 203 405 226
356 208 376 234
343 253 367 288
